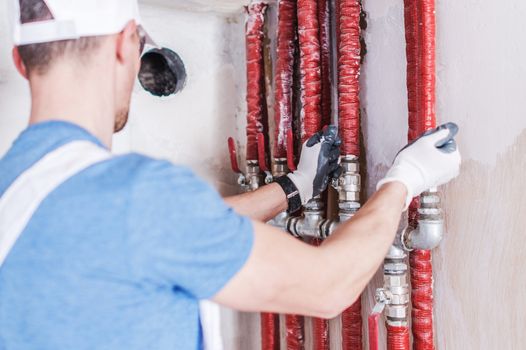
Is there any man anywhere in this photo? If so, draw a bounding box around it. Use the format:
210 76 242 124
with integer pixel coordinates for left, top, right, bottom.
0 0 461 349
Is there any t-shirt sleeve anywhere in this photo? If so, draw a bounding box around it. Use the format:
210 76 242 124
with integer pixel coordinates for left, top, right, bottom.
127 159 254 300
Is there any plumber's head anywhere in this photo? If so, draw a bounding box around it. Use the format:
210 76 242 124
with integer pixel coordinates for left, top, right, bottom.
9 0 154 133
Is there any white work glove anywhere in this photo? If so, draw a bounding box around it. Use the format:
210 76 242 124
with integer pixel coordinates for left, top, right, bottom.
377 122 461 210
288 125 341 205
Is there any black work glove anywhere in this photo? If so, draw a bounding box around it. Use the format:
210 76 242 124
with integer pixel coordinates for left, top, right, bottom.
287 125 341 204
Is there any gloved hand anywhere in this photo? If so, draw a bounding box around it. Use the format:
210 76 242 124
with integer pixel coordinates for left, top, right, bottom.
377 122 461 210
288 125 341 205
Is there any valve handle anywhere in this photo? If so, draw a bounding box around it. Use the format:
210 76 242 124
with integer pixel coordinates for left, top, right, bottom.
257 133 269 173
227 137 241 174
286 129 296 172
368 302 385 350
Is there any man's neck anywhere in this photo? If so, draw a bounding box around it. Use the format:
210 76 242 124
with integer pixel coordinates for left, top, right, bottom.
27 64 115 148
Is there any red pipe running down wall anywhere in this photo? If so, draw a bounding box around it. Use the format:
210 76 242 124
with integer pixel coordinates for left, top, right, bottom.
338 1 363 348
245 2 268 162
297 0 323 143
337 0 361 158
387 325 411 350
273 0 297 160
318 0 332 128
286 1 325 350
404 0 436 349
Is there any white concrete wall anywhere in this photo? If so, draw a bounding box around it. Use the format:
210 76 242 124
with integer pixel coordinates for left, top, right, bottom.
361 0 526 349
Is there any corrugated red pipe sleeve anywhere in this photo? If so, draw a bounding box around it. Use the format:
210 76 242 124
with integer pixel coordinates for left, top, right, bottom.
273 0 297 159
341 299 362 350
387 325 411 350
286 315 305 350
261 313 280 350
297 0 322 143
286 1 323 349
337 0 361 158
405 0 436 348
245 2 268 161
338 1 363 348
318 0 332 128
311 240 329 350
264 2 297 348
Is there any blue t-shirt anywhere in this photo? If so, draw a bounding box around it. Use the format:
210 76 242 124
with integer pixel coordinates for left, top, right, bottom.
0 121 254 350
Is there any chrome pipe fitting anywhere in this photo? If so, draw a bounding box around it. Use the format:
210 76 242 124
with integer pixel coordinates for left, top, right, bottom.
382 248 410 326
286 197 325 239
402 189 444 251
246 160 262 192
269 211 289 230
272 158 288 178
334 156 361 221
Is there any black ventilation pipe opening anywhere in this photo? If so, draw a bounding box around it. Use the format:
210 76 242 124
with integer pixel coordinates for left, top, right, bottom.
138 48 187 97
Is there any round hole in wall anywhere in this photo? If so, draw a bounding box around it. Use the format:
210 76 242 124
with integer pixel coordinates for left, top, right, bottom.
138 48 187 97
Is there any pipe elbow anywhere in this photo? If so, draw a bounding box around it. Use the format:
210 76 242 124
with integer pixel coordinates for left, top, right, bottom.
403 218 444 251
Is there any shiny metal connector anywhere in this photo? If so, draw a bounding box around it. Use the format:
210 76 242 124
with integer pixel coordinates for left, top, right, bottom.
333 156 361 222
287 198 325 239
246 160 262 192
272 158 288 178
402 189 444 251
382 248 410 326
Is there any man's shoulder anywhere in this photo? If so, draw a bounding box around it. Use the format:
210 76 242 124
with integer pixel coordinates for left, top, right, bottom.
104 153 215 202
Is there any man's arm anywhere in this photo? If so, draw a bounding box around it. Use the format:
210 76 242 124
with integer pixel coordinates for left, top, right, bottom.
213 123 461 318
225 126 341 222
214 182 406 318
224 183 287 222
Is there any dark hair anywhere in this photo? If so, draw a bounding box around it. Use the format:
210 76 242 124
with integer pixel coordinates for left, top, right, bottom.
17 0 102 75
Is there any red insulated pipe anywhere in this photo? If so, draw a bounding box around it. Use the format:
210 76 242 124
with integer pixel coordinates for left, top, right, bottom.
338 1 363 348
285 2 324 349
274 0 297 159
297 0 322 143
337 0 361 158
311 239 329 350
286 315 305 350
318 0 332 128
341 299 362 350
245 2 268 161
261 312 280 350
387 325 411 350
404 0 436 349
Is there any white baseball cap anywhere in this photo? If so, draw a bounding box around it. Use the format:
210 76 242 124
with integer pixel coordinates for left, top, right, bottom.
8 0 156 46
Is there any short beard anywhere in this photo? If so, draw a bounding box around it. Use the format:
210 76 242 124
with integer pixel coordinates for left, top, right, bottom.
114 109 129 133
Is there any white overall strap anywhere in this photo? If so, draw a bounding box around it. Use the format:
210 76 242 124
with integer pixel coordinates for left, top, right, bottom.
0 141 112 267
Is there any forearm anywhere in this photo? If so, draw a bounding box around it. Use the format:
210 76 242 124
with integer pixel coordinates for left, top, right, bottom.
318 182 407 311
224 183 288 222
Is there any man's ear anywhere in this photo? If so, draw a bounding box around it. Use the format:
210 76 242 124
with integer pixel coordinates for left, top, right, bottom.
115 20 139 65
12 47 28 80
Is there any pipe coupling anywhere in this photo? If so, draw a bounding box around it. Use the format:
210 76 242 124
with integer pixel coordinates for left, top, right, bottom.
286 198 335 239
402 190 444 251
334 156 361 221
272 158 288 178
336 156 361 202
269 211 289 230
383 251 409 326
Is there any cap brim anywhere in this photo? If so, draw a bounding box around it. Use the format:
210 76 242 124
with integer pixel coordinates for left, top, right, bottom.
139 25 156 47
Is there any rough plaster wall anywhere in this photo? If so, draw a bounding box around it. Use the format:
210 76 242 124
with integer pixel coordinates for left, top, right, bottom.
361 0 526 349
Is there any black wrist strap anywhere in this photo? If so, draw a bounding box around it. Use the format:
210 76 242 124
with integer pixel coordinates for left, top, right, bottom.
274 176 302 214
